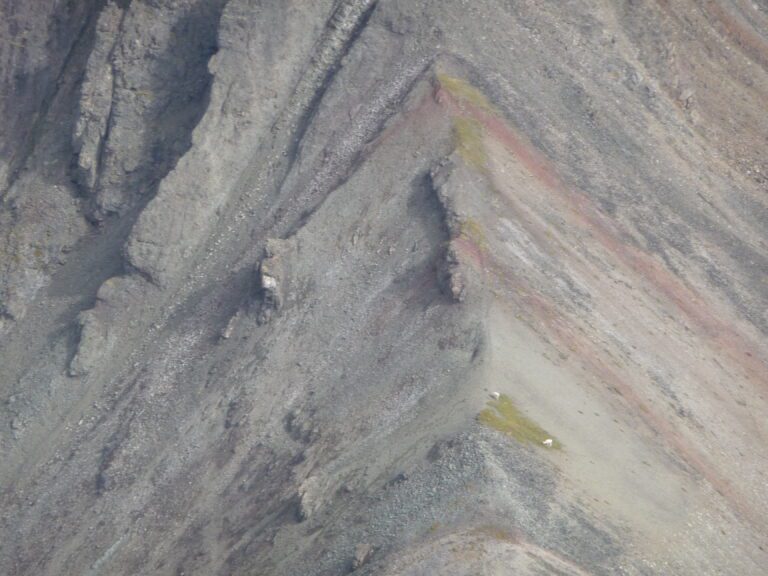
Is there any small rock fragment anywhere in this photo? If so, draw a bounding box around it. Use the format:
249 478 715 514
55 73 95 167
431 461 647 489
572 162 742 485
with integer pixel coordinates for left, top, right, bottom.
255 239 288 324
438 243 465 302
352 543 374 571
385 472 408 488
220 310 241 340
297 476 321 521
543 438 553 448
490 391 500 400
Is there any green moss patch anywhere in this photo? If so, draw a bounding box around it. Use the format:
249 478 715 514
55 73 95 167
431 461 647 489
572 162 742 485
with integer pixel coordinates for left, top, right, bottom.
437 73 496 113
436 73 497 171
459 217 488 250
478 394 561 449
453 117 487 169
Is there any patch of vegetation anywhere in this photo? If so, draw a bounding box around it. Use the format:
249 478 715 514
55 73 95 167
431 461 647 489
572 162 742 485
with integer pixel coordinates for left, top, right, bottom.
437 73 496 113
452 117 487 169
436 73 496 172
33 245 45 264
459 217 488 250
478 394 561 449
0 229 22 266
476 525 518 543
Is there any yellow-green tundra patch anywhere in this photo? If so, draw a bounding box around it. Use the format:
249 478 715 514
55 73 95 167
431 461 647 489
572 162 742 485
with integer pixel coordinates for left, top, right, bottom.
436 73 496 114
478 394 561 449
459 217 488 250
452 116 487 169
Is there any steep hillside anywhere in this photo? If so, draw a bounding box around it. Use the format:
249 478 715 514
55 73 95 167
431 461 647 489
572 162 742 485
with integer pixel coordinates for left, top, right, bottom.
1 1 767 575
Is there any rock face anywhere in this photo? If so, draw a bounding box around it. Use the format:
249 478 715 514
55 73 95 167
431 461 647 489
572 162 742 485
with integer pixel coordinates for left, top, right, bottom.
1 1 767 575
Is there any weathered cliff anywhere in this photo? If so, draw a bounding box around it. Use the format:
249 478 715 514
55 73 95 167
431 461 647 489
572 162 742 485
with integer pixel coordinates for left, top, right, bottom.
1 1 767 574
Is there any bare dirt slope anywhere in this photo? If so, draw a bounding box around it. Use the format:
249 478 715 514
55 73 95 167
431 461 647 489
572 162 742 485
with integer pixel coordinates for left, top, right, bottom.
1 1 767 575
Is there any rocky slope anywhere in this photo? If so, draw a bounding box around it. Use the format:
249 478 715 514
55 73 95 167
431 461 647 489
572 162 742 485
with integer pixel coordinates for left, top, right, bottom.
1 1 767 574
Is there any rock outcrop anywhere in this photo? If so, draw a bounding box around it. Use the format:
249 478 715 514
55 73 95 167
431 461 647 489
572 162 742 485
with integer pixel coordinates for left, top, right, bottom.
1 1 767 575
255 239 290 325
